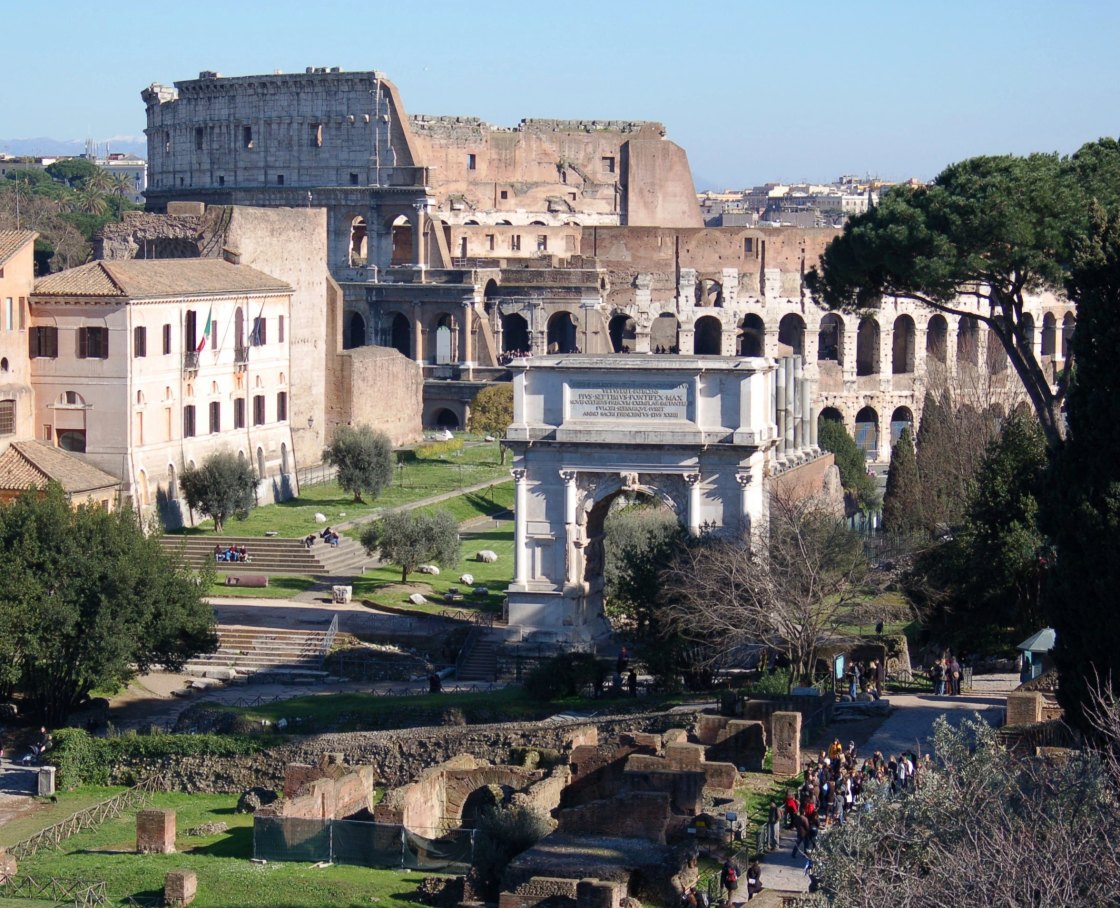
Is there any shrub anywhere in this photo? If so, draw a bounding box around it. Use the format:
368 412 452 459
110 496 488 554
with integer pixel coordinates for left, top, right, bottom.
52 728 267 790
415 437 464 459
524 653 608 701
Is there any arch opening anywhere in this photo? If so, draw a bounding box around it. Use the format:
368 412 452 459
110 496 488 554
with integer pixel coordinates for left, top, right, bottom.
693 315 722 355
501 312 531 354
817 314 844 365
547 311 578 354
389 312 411 357
927 315 948 365
1040 313 1057 357
892 315 916 374
957 316 979 368
349 216 368 266
778 314 805 357
432 408 460 430
854 406 879 458
1061 314 1075 360
650 313 680 354
739 314 764 357
345 311 366 349
390 215 415 266
890 406 914 445
608 314 636 353
856 317 880 376
819 407 844 427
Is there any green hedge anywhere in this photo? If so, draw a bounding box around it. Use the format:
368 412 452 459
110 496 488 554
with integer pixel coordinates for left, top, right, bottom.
52 728 267 790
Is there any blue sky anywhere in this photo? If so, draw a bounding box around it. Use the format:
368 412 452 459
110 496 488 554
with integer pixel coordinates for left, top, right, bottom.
4 0 1119 188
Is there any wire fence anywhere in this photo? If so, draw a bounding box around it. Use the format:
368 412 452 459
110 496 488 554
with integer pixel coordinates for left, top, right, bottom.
0 874 108 907
9 775 167 861
253 816 474 871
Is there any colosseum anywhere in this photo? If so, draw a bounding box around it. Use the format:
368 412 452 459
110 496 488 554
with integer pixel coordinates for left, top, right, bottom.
141 67 1075 460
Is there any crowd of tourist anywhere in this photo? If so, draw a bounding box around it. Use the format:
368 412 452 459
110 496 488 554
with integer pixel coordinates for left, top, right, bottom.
497 348 532 365
214 544 250 563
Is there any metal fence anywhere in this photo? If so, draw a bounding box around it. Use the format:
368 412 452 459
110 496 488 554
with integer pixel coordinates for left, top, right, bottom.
295 461 339 489
253 816 474 871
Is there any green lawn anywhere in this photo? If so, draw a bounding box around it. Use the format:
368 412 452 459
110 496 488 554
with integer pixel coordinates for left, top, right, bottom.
171 440 510 539
14 791 429 908
207 575 318 599
352 524 514 616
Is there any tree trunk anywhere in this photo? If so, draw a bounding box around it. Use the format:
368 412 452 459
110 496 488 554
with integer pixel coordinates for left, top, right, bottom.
401 567 408 583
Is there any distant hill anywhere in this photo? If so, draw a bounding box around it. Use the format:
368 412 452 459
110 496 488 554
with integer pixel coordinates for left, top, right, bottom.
0 136 148 159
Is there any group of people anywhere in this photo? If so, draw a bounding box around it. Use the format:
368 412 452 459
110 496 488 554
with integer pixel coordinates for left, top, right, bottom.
772 738 927 863
305 527 341 548
214 544 250 563
843 659 882 699
654 344 681 354
497 348 532 365
709 857 764 904
929 652 964 695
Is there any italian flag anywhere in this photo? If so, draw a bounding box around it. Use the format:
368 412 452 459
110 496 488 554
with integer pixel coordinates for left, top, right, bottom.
196 306 212 353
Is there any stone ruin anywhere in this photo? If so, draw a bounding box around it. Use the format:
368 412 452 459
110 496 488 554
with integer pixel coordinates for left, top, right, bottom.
368 717 766 908
255 752 377 821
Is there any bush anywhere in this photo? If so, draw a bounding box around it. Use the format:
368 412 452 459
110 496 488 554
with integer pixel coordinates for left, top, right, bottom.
415 437 464 459
470 805 553 899
524 653 608 701
52 728 267 790
741 668 794 696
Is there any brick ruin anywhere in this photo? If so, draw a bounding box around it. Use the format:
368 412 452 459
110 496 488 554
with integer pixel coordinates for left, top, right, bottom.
255 752 377 821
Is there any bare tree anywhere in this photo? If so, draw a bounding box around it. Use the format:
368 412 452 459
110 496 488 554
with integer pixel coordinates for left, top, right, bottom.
658 493 871 689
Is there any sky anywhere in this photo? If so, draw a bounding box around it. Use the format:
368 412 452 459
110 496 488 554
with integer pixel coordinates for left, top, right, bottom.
3 0 1119 189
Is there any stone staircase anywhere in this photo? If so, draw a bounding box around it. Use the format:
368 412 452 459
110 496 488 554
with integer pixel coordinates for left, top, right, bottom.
161 534 369 576
184 623 336 683
455 631 499 682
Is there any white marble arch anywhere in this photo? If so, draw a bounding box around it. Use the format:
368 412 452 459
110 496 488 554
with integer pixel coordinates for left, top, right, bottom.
501 354 807 644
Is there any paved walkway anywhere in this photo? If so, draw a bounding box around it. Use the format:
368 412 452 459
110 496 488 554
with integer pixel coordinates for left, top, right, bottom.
754 676 1015 895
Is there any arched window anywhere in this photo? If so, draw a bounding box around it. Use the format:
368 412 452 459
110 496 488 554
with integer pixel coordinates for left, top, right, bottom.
927 315 948 364
693 315 722 355
817 314 844 364
349 216 368 266
739 314 764 357
854 406 879 457
778 314 805 357
650 313 680 354
501 312 531 353
546 312 579 354
856 317 880 375
346 311 366 350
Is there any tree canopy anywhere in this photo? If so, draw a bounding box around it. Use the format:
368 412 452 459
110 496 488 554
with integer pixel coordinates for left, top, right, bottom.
179 450 258 533
0 485 216 723
467 384 514 464
806 140 1120 449
360 509 460 583
323 424 394 503
817 418 878 511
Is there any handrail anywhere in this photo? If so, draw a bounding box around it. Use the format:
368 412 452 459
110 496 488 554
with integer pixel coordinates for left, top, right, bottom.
321 614 339 663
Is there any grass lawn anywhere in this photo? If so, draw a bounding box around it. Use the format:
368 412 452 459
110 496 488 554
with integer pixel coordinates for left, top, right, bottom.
0 786 126 849
207 575 319 599
171 440 510 539
352 524 514 616
15 791 428 908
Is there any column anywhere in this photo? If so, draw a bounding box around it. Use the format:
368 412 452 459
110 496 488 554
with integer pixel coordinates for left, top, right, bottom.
800 370 812 453
735 471 752 535
775 359 787 458
412 303 424 363
512 469 528 584
809 403 820 449
413 201 428 273
560 470 577 583
783 357 796 454
460 301 473 365
685 473 701 535
792 355 804 450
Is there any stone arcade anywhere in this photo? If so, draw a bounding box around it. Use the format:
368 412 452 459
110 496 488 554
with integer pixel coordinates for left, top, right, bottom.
502 355 821 643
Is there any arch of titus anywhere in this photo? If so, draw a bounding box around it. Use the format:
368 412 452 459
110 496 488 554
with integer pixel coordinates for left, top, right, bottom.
503 355 822 643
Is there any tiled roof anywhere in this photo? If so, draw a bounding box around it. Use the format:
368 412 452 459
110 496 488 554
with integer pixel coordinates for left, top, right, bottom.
0 441 120 494
33 259 290 299
0 230 37 267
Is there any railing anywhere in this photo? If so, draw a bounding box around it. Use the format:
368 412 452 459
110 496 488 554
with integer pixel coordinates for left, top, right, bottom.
296 461 339 489
454 626 484 678
321 614 339 663
439 608 496 626
0 875 108 907
182 350 199 371
9 775 167 860
234 344 249 366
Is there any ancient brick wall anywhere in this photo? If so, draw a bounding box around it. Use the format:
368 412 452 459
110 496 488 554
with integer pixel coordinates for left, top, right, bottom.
258 762 375 821
555 792 671 843
331 345 423 447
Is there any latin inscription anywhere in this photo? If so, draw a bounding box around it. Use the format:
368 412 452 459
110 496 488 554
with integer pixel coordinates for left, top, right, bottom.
569 383 689 421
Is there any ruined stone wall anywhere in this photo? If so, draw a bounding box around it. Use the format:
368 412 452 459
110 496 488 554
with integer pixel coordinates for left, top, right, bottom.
332 345 423 447
108 711 701 793
622 137 702 229
257 762 376 820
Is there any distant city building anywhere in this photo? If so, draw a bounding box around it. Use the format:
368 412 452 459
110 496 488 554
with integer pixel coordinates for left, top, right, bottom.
698 176 912 228
0 147 147 205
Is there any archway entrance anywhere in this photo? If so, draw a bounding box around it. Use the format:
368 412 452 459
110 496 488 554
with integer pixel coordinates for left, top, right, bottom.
778 314 805 357
432 408 460 430
890 406 914 445
693 315 722 355
345 312 366 349
389 313 410 357
547 312 578 354
855 406 879 458
502 312 531 354
651 313 680 354
817 314 844 365
739 314 764 356
434 315 454 364
609 314 636 353
349 217 368 266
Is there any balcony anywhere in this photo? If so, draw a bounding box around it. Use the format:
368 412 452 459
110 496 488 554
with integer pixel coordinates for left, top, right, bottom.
235 345 249 368
183 351 200 371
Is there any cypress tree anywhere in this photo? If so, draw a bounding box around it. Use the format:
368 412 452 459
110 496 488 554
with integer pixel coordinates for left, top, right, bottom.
883 426 922 537
915 392 955 531
1045 207 1120 729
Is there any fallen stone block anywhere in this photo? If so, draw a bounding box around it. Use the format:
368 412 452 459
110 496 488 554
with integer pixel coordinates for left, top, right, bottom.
476 550 498 563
